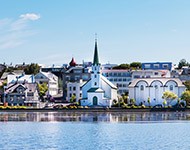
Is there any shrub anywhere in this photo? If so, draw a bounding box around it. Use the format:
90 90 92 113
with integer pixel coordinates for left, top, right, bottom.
77 106 83 109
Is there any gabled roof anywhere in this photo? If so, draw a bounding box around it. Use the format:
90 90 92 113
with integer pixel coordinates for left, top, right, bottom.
101 75 117 89
5 83 38 94
35 72 58 81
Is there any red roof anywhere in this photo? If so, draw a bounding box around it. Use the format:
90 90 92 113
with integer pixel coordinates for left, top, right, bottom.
69 57 76 67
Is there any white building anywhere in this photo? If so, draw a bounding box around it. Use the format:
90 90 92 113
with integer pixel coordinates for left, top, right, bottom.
128 78 186 106
35 72 58 96
131 70 171 80
81 39 118 107
67 80 83 102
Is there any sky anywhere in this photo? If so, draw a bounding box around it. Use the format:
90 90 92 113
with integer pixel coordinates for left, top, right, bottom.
0 0 190 66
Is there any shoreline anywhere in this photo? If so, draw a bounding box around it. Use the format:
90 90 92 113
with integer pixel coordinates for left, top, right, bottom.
0 107 188 113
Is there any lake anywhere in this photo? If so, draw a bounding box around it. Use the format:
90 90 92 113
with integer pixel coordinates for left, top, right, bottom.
0 111 190 150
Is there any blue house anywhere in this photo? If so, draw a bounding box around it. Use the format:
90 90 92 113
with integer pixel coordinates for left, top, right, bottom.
142 62 172 71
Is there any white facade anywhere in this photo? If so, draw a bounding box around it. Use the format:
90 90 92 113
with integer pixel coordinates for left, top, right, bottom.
128 78 186 106
132 70 171 80
66 80 83 102
81 40 118 107
35 72 58 96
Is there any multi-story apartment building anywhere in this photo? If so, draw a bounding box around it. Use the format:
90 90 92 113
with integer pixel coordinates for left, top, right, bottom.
62 66 91 100
66 80 83 102
102 69 132 95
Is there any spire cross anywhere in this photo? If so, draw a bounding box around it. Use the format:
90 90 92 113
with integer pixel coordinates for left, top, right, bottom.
95 33 97 42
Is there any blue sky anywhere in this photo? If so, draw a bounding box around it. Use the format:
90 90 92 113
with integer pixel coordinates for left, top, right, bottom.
0 0 190 66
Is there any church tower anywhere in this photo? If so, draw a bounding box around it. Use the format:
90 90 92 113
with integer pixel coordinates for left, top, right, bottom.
91 38 101 88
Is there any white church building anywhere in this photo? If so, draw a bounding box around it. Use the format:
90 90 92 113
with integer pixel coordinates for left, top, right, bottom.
80 39 118 107
128 78 186 106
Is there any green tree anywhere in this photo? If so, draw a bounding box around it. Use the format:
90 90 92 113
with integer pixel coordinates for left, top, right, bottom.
178 59 189 69
121 93 129 104
112 64 130 70
24 63 40 75
38 83 48 100
162 91 178 106
183 80 190 91
130 62 142 69
181 90 190 106
130 98 136 105
70 94 76 103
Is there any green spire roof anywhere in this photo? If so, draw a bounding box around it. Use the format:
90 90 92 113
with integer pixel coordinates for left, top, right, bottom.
93 39 100 65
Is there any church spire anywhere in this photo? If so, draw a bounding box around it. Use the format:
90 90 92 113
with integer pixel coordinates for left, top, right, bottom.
93 34 100 65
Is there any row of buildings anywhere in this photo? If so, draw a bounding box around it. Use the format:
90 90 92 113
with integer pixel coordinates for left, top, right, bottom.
0 39 189 107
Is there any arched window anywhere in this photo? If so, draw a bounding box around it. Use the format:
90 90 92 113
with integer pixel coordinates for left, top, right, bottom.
170 85 173 91
140 85 144 91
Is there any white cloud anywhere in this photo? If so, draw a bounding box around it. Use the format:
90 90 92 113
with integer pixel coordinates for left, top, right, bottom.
0 13 40 49
20 13 40 21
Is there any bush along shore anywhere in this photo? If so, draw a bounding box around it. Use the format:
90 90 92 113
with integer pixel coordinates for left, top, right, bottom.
0 103 187 112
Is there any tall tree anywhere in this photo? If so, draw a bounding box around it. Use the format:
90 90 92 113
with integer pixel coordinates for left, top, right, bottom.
130 62 142 69
24 63 40 75
112 64 130 70
178 59 189 69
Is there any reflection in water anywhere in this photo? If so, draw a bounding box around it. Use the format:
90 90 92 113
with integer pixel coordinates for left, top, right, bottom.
0 111 189 122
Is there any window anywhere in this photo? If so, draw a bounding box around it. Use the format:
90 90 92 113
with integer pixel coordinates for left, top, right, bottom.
73 87 76 91
154 72 158 75
69 87 72 91
134 75 140 78
113 73 117 76
114 78 117 82
163 64 168 68
170 85 173 91
155 85 158 89
95 82 97 86
140 85 144 91
144 64 151 69
154 64 159 69
94 75 97 78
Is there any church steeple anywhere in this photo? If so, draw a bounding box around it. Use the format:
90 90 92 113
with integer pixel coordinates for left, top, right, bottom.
93 36 100 65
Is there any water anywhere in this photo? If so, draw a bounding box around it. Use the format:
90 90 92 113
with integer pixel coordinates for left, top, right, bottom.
0 112 190 150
